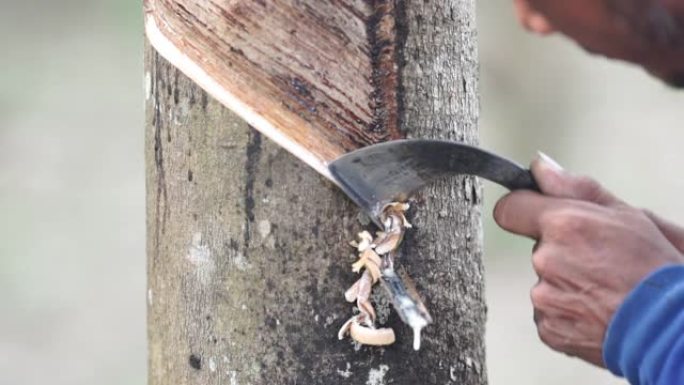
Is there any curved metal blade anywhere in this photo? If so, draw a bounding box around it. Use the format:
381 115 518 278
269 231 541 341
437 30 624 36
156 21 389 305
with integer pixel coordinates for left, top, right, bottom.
329 139 538 225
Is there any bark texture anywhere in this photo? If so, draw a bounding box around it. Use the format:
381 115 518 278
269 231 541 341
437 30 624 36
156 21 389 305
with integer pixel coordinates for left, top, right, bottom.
144 0 404 172
146 1 484 384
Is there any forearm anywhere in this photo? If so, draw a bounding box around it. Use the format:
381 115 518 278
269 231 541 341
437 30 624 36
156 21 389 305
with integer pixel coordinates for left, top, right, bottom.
604 265 684 385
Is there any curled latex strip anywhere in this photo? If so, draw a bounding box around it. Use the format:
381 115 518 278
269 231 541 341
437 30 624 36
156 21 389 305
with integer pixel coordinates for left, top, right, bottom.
338 202 431 349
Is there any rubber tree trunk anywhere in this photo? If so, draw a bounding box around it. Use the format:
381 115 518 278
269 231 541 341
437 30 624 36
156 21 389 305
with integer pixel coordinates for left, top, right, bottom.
145 1 484 384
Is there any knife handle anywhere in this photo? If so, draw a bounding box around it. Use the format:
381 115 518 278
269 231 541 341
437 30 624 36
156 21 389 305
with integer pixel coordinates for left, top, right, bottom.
477 157 540 193
507 168 540 193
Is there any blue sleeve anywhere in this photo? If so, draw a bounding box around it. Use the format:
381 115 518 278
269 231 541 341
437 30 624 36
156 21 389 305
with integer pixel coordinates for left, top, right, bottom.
603 264 684 385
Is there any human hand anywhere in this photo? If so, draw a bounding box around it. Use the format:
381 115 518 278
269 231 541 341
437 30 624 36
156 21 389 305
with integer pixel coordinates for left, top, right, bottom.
493 153 684 366
512 152 684 255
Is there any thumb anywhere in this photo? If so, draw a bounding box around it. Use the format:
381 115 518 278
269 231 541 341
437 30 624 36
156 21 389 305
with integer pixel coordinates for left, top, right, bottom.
513 0 557 35
531 152 624 207
644 210 684 253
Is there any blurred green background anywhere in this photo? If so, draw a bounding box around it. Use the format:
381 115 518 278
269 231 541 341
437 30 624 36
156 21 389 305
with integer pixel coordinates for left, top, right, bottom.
1 1 682 384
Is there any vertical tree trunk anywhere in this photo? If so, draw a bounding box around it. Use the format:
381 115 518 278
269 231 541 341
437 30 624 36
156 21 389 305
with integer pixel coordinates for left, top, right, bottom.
145 1 484 384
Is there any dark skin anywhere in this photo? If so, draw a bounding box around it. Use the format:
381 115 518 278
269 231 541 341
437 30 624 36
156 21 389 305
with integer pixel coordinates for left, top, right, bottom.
514 0 684 85
496 1 684 367
495 156 684 366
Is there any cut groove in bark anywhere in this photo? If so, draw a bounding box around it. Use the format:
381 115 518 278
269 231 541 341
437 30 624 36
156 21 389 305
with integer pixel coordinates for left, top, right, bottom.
144 0 403 180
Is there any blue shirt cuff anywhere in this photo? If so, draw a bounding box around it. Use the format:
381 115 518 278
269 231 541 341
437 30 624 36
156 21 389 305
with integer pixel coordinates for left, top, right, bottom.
603 264 684 385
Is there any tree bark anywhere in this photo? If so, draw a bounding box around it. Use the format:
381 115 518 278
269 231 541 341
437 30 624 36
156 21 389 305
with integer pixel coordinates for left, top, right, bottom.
146 1 484 384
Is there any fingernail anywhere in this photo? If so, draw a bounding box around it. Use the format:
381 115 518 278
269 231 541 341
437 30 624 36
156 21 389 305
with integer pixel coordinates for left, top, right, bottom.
527 14 556 35
537 151 563 172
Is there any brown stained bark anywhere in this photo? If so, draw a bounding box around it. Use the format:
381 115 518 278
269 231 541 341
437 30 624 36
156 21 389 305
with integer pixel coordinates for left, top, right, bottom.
146 1 484 384
145 0 403 169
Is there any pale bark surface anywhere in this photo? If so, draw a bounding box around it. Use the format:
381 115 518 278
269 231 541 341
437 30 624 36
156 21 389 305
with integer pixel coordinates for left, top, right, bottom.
146 1 484 384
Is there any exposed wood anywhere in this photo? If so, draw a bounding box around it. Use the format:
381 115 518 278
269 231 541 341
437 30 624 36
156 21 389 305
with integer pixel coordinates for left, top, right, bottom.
146 1 485 384
144 0 403 178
